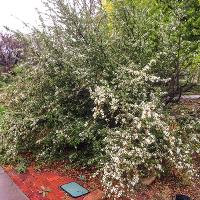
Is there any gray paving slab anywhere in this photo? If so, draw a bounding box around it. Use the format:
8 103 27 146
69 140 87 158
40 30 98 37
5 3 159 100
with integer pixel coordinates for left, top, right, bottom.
181 95 200 100
0 167 29 200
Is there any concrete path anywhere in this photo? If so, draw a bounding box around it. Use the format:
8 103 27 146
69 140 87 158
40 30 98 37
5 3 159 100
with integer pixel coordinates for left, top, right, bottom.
0 167 29 200
181 95 200 100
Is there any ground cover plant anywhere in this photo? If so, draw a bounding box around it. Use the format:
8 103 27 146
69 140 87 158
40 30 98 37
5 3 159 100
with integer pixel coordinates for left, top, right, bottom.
0 0 199 199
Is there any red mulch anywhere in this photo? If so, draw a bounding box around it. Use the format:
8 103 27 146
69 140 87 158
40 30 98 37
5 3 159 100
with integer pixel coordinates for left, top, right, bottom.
4 163 101 200
4 162 200 200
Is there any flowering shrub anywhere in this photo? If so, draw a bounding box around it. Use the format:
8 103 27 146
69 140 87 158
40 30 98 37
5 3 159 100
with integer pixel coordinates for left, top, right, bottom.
0 0 199 199
91 63 199 198
1 65 106 165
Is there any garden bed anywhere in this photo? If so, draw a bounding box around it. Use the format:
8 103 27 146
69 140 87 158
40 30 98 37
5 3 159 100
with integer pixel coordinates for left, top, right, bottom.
4 159 200 200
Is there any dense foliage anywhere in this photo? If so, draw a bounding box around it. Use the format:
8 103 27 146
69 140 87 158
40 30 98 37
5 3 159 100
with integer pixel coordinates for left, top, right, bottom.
0 0 199 198
103 0 200 103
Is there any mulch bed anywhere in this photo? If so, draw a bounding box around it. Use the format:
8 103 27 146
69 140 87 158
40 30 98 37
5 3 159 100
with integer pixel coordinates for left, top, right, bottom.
4 162 102 200
4 161 200 200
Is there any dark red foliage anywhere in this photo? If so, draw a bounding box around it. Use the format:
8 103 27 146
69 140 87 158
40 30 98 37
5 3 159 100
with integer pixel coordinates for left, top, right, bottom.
0 33 24 73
